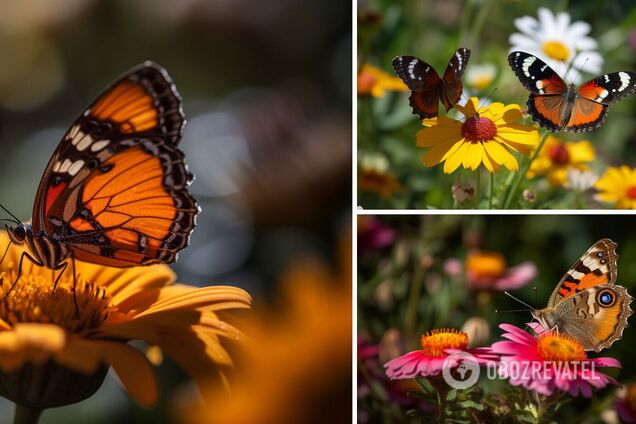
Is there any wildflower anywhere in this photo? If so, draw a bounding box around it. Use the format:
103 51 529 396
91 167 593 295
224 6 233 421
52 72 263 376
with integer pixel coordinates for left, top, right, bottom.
358 216 396 253
491 324 621 397
465 251 537 290
183 234 352 424
509 7 602 83
567 169 599 192
357 63 408 97
416 97 539 174
0 231 250 412
465 63 497 91
359 153 402 198
451 180 475 204
595 165 636 209
523 189 536 203
615 383 636 423
384 328 497 379
527 136 595 187
461 317 490 347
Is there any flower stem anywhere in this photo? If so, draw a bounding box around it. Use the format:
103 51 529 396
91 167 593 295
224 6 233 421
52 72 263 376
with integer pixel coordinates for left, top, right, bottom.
474 168 481 209
503 131 549 208
14 404 42 424
489 172 495 209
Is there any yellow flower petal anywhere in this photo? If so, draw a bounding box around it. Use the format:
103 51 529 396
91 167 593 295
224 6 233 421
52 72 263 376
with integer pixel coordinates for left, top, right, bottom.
463 142 484 170
416 119 463 147
422 138 465 167
443 142 469 174
483 142 518 171
496 124 540 145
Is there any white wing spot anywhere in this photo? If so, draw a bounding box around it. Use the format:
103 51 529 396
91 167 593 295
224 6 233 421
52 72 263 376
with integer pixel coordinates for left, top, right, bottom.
53 161 61 172
522 56 536 77
90 139 110 152
76 134 94 151
59 159 72 173
618 72 630 92
68 160 85 176
408 59 418 79
604 75 610 83
68 125 80 140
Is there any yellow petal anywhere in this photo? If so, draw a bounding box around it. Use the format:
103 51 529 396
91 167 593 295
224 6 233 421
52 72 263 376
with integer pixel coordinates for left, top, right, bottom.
0 324 66 371
496 124 540 145
422 138 465 167
443 142 468 174
567 141 595 163
462 142 483 170
489 103 523 123
416 119 463 147
484 142 518 171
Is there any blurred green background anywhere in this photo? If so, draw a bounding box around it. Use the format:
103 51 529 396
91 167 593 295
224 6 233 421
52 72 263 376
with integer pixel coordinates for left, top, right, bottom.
0 0 351 422
357 0 636 209
358 214 636 422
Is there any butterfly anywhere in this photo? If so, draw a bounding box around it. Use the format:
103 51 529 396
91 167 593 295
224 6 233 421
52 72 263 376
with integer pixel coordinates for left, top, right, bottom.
3 61 198 296
508 51 636 132
392 48 471 119
532 239 633 352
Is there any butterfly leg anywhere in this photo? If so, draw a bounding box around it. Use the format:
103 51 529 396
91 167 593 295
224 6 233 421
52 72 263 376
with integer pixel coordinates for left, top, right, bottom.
2 251 43 301
52 261 68 291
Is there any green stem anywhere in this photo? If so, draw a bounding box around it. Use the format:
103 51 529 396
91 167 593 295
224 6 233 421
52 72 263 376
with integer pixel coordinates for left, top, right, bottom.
474 168 481 209
14 405 42 424
489 172 495 209
503 131 549 208
404 254 426 339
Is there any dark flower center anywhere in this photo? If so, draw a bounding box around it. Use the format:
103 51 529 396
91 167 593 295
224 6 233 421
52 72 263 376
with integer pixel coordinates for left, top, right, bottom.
626 186 636 199
461 116 497 142
548 144 570 165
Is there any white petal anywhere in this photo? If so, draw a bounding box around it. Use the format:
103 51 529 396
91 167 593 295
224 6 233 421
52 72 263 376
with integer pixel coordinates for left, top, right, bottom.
567 21 592 39
574 36 598 51
514 16 540 37
538 8 557 34
555 12 571 35
509 33 540 49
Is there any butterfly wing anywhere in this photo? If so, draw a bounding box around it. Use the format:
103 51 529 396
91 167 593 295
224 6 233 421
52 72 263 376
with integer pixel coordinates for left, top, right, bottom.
564 72 636 132
440 48 471 111
392 56 442 119
547 239 618 308
32 62 198 267
551 284 632 352
508 52 569 131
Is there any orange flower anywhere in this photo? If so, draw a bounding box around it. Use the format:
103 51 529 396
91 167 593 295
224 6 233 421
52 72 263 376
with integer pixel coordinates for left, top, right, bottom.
357 63 408 97
183 235 351 424
0 231 250 411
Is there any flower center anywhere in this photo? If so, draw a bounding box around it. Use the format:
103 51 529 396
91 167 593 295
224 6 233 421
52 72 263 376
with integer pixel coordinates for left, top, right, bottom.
466 252 506 279
626 186 636 199
536 332 586 362
0 271 119 333
548 144 570 165
357 71 376 94
461 116 497 142
542 41 570 61
420 329 468 357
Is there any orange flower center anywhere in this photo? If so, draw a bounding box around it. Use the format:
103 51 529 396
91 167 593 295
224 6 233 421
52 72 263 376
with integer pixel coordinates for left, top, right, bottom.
466 252 506 278
461 116 497 142
420 329 468 357
548 144 570 165
357 71 376 94
627 383 636 411
0 272 119 333
536 333 585 362
626 186 636 199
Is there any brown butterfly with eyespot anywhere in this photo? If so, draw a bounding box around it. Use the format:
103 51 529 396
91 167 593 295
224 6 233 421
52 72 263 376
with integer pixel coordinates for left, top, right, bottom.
532 239 633 352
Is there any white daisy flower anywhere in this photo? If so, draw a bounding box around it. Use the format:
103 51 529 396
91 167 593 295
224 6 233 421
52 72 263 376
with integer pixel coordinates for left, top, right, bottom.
509 7 603 84
567 169 599 192
465 63 497 91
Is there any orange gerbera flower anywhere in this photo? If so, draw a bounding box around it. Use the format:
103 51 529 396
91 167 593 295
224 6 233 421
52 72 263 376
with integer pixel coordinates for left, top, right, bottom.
357 63 408 97
0 231 250 418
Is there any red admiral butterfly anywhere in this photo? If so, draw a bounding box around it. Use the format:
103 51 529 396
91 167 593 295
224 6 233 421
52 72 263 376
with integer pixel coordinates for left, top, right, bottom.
392 48 471 119
508 51 636 132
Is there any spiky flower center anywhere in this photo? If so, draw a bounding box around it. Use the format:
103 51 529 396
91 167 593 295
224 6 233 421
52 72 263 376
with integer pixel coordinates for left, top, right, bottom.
420 329 469 357
543 41 570 61
0 270 119 333
536 332 585 362
548 144 570 165
461 116 497 142
466 252 506 279
626 186 636 199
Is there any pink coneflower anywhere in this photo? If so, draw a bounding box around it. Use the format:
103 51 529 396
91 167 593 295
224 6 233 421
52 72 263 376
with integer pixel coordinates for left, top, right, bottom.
384 328 497 379
465 251 537 290
491 324 621 397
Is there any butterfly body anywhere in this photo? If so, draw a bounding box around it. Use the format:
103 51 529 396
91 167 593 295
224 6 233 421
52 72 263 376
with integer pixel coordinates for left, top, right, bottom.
4 62 198 286
392 48 471 119
531 239 633 352
509 51 636 132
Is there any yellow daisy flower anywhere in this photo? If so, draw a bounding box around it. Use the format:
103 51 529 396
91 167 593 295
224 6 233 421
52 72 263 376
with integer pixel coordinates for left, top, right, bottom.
595 165 636 209
416 97 539 174
527 136 596 187
0 231 250 414
357 63 408 98
359 153 402 199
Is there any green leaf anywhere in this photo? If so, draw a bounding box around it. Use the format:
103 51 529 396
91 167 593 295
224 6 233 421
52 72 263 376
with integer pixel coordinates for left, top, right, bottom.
415 377 434 394
446 389 457 402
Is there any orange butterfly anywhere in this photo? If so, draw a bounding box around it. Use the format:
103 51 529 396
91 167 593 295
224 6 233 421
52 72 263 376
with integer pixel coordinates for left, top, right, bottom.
3 62 198 298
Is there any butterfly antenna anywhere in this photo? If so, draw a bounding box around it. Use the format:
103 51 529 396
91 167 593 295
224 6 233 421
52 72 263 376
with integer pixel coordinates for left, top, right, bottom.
0 203 20 225
494 308 532 313
477 87 498 110
564 55 589 84
504 290 535 309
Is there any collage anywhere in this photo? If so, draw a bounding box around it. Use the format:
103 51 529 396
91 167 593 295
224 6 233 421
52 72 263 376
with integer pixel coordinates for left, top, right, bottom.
0 0 635 423
358 0 636 423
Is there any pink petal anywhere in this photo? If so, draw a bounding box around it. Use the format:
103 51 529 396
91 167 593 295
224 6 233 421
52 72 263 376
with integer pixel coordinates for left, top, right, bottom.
592 357 622 368
493 262 538 290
